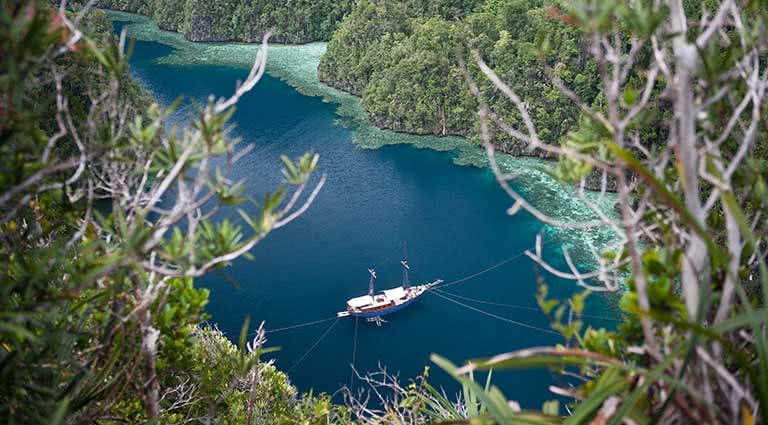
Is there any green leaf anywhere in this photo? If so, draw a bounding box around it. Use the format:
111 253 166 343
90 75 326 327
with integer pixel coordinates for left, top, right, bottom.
431 354 559 425
238 316 251 355
238 209 256 230
281 154 301 183
0 321 41 343
623 88 639 106
721 190 756 249
47 398 69 425
542 400 559 416
465 348 618 371
566 367 626 425
608 344 688 425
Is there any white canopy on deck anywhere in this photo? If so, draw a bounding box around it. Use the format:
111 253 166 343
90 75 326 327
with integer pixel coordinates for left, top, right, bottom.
383 287 407 301
347 295 374 308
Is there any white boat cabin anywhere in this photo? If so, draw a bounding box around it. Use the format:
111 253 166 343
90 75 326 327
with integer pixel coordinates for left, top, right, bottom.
347 286 408 310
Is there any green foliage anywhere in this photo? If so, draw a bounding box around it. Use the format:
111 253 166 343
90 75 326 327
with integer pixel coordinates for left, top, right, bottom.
432 276 767 424
96 0 353 43
319 0 602 149
420 0 768 423
5 1 768 424
106 324 338 424
155 278 210 369
0 2 337 424
362 17 474 135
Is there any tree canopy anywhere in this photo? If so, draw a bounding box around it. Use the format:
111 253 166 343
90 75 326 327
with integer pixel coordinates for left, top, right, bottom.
96 0 352 43
319 0 603 153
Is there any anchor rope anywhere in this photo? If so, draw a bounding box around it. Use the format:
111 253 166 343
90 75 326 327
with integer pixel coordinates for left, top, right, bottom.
350 316 359 386
254 238 611 373
287 317 340 373
433 288 622 322
429 289 560 336
265 316 338 334
436 238 556 290
265 238 562 335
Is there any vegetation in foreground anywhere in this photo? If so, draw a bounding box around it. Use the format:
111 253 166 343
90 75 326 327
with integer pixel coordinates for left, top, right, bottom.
422 0 768 424
1 3 336 423
2 1 768 424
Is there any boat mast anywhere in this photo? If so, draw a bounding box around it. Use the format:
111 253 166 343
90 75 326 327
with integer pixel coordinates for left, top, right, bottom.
401 241 410 289
368 268 376 296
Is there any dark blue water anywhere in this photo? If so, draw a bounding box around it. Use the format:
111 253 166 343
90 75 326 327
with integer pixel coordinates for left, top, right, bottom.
122 28 619 408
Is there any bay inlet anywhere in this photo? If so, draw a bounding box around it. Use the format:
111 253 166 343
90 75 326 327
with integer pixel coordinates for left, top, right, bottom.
112 11 621 408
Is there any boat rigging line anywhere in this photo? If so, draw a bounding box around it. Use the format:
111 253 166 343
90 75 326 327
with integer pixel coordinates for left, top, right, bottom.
256 239 604 373
265 316 338 334
350 316 359 386
266 239 562 335
428 289 560 336
287 317 340 373
436 238 555 290
432 288 622 323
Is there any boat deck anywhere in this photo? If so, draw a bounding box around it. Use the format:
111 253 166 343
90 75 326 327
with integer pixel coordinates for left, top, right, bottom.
337 280 442 318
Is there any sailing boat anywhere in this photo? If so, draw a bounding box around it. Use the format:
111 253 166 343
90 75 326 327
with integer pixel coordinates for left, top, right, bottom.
337 250 442 318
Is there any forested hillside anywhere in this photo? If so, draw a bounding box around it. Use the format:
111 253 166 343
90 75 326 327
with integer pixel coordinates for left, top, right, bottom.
90 0 625 156
318 0 697 154
95 0 696 160
96 0 352 43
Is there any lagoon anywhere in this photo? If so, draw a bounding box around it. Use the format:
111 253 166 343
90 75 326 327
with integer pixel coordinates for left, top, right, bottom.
113 12 620 409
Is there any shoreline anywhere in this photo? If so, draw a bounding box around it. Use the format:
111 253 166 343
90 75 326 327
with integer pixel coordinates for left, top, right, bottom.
100 7 325 46
106 9 620 269
103 9 565 162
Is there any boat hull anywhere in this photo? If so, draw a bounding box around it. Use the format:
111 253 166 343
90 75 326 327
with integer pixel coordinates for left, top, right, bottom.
337 280 442 319
348 296 417 318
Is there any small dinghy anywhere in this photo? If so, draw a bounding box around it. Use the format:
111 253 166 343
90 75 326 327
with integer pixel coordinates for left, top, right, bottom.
337 253 442 319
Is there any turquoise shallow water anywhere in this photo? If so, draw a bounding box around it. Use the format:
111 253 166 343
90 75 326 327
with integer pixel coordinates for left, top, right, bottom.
113 13 621 409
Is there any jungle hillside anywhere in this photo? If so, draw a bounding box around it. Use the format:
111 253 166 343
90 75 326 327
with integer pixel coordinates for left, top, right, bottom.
2 1 768 425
